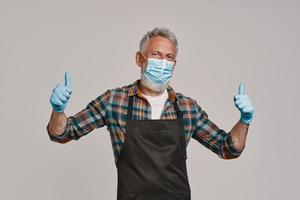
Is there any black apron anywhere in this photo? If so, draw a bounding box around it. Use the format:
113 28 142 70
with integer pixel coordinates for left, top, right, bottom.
116 95 191 200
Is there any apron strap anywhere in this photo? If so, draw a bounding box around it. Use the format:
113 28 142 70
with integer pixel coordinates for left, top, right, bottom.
173 99 183 121
127 95 134 121
174 100 187 159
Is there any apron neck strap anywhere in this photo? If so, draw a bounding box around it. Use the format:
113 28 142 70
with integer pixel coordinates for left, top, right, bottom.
128 95 134 120
127 95 183 121
173 99 183 120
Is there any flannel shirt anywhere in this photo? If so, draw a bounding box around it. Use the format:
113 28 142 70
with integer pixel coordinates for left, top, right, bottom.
47 79 244 164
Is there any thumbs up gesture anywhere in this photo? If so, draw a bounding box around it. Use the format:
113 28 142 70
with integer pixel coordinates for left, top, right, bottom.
50 72 72 112
234 83 254 125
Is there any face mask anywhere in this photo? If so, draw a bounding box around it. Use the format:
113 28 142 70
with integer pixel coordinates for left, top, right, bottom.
144 58 174 85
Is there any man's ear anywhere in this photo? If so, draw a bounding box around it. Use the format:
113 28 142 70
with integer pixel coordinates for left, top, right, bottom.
135 51 143 68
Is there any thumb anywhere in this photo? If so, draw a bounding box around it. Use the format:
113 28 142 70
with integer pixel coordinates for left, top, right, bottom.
238 83 245 95
64 72 71 87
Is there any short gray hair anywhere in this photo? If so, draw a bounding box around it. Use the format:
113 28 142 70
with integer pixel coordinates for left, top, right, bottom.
139 27 178 55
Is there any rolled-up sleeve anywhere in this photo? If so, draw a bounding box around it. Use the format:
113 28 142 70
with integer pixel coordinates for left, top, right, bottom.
191 101 244 159
46 90 111 144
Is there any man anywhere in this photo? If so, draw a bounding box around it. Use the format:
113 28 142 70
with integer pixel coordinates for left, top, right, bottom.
47 27 254 200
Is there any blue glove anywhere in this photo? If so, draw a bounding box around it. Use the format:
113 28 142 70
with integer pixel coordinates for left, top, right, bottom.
50 72 72 112
234 83 254 125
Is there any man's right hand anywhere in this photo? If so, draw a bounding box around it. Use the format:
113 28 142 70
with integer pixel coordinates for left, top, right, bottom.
50 72 72 112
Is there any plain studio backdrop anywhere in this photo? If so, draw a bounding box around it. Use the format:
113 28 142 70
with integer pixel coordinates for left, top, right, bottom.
0 0 299 199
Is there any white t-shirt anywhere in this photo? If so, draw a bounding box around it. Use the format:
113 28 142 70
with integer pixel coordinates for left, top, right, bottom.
142 89 168 119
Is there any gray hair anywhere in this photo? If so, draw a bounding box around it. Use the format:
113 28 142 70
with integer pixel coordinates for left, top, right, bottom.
139 27 178 55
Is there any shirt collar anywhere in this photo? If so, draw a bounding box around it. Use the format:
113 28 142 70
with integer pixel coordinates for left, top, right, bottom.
128 79 177 102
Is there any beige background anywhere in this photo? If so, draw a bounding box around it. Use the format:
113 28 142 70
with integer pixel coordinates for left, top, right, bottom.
0 0 299 199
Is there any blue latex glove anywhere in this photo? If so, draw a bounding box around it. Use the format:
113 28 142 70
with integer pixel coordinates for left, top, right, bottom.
50 72 72 112
234 83 254 125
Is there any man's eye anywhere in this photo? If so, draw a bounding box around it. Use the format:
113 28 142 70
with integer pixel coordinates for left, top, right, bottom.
167 56 174 61
151 52 159 56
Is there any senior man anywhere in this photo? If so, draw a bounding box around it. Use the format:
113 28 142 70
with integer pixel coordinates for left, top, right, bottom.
47 27 254 200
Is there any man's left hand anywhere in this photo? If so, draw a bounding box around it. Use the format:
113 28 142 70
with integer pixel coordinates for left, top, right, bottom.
234 83 254 125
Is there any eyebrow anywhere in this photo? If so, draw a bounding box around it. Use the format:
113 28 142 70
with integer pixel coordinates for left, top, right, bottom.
151 50 175 57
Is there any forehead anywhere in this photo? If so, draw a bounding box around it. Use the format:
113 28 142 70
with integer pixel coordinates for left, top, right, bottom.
144 36 176 55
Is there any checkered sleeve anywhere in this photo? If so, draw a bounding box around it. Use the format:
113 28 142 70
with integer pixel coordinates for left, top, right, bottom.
191 101 244 159
47 90 111 143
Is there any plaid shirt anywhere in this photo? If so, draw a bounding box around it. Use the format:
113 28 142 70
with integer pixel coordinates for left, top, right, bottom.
47 79 243 164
